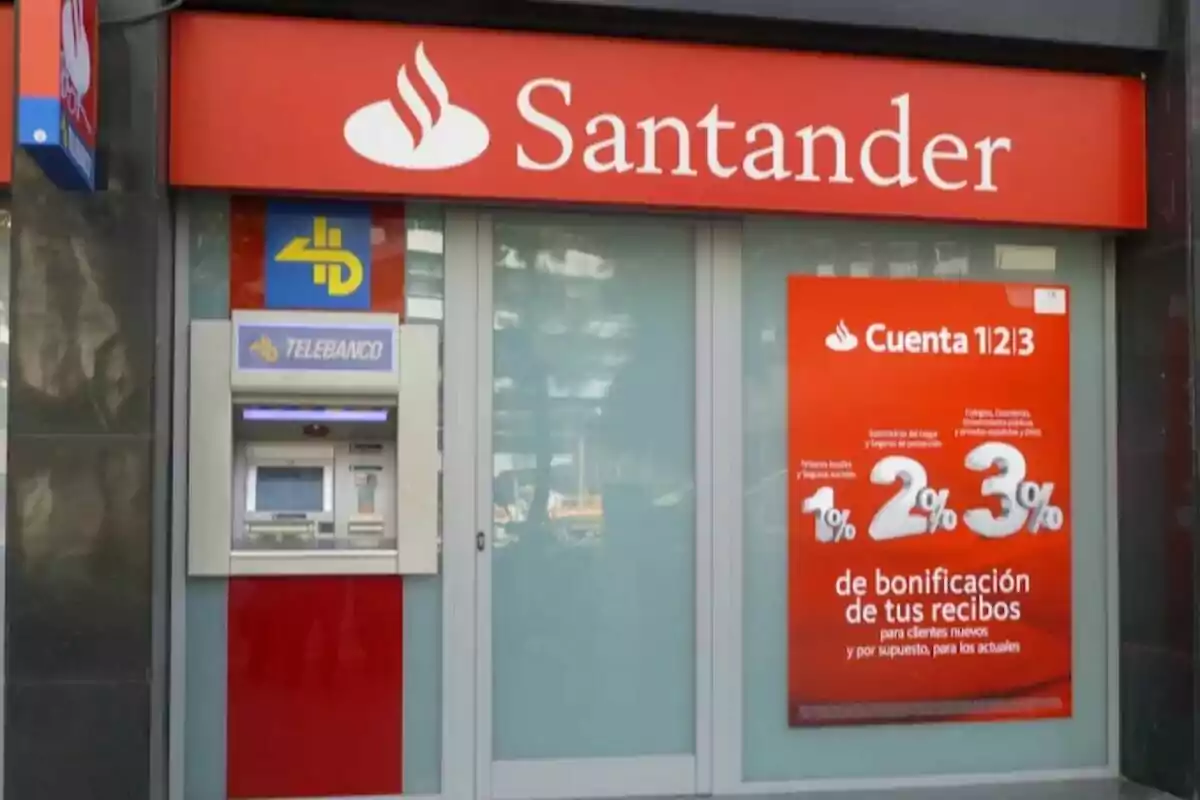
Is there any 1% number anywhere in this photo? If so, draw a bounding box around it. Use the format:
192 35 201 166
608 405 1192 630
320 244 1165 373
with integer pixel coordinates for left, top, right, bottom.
802 489 858 543
802 441 1064 543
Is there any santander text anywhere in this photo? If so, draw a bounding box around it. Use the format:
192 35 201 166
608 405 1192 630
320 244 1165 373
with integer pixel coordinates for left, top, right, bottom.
516 79 1012 192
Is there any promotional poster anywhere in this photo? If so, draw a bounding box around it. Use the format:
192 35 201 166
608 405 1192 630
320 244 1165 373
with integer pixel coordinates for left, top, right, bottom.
787 276 1072 727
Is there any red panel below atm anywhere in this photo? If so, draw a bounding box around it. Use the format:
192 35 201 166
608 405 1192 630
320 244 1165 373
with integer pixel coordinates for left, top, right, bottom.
227 576 404 799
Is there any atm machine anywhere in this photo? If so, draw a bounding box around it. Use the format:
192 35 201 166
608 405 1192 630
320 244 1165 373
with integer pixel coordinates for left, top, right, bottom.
187 310 439 577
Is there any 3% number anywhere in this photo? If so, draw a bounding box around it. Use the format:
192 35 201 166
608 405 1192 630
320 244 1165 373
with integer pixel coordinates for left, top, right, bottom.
963 442 1064 537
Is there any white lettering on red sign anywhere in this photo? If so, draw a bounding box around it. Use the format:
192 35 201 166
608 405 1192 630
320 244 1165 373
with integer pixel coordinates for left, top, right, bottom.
515 80 1011 192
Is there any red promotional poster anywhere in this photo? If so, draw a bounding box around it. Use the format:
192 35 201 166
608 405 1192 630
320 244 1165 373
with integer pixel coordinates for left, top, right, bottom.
787 277 1072 727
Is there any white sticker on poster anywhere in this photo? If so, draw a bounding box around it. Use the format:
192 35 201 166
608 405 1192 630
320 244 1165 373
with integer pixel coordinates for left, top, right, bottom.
1034 287 1068 315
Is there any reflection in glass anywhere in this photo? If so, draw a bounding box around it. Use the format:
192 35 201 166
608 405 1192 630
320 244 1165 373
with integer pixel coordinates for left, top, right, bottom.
847 241 874 278
886 240 920 277
491 213 696 760
934 241 970 276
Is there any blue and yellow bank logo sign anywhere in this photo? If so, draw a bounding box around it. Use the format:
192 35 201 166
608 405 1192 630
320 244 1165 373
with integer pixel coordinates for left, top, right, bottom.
264 201 372 310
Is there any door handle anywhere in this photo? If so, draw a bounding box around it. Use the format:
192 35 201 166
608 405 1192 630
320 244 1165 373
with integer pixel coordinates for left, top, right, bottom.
476 530 486 552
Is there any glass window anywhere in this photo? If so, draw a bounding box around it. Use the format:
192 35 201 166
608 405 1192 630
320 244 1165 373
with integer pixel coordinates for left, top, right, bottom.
490 211 696 760
741 217 1109 780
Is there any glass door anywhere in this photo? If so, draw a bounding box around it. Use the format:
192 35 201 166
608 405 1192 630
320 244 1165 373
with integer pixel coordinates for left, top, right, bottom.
473 210 713 800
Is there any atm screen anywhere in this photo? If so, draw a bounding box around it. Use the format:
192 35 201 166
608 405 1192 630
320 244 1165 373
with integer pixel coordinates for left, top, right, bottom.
255 466 325 513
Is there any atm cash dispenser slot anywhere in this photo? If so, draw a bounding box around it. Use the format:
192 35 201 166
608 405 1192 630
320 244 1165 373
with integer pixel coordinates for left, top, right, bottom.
187 311 439 577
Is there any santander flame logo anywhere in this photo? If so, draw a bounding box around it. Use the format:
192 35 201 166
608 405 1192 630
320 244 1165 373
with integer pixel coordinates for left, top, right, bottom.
344 43 490 170
824 320 859 352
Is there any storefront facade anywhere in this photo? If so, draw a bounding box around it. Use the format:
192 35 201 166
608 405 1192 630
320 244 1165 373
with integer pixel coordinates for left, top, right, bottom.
2 1 1196 800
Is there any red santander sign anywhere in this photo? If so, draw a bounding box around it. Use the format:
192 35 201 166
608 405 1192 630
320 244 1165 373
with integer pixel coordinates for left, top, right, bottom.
170 13 1146 228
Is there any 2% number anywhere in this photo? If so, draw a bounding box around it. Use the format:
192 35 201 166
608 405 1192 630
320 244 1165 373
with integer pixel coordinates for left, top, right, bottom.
915 485 958 532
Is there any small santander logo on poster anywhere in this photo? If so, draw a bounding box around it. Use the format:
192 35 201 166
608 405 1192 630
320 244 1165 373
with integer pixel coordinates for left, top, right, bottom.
787 276 1072 727
343 42 490 170
825 321 859 352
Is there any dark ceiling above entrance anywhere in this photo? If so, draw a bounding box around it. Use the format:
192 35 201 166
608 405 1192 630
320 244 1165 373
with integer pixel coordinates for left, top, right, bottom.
537 0 1165 50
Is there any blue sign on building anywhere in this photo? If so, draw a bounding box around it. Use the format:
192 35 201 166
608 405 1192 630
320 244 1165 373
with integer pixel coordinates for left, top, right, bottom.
264 200 373 310
237 322 395 373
